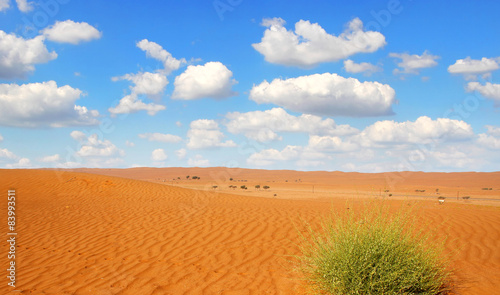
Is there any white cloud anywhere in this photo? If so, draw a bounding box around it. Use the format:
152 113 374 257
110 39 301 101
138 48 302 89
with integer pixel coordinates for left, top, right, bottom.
138 132 182 143
72 132 125 158
0 0 10 11
343 59 382 75
108 94 166 116
15 0 32 12
187 119 237 149
136 39 186 74
175 148 187 160
151 149 168 161
188 154 209 167
112 72 168 101
42 20 102 44
0 81 99 127
448 57 500 80
308 135 358 152
466 82 500 106
252 17 386 67
247 145 302 166
357 116 474 146
6 158 32 168
125 140 135 147
110 40 182 116
70 130 87 141
0 31 57 79
225 107 358 142
389 51 439 75
485 125 500 137
172 61 238 100
0 148 18 160
250 73 395 117
429 148 474 168
39 154 61 163
477 134 500 149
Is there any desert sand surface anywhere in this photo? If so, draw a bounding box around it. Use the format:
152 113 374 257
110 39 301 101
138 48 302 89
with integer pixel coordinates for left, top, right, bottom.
74 167 500 205
1 168 499 294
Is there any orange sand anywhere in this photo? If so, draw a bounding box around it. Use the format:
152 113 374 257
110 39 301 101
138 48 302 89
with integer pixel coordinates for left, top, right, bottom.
1 168 499 294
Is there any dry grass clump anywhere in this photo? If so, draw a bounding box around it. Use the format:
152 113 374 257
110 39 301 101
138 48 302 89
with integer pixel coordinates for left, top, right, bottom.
295 202 452 294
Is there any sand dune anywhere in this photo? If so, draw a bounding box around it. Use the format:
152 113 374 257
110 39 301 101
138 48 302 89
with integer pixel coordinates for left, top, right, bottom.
1 169 499 294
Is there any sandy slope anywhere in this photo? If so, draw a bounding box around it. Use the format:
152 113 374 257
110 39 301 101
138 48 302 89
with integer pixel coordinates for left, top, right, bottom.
1 169 499 294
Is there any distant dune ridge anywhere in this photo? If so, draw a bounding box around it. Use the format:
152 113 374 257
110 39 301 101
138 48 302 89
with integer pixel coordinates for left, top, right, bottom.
1 168 499 294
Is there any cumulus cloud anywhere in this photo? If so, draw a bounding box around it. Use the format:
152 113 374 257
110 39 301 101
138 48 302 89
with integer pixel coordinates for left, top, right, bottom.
172 62 238 100
15 0 32 12
485 125 500 137
308 135 358 152
249 73 395 117
71 131 125 158
0 148 18 160
0 0 10 11
42 20 102 44
6 158 32 168
125 140 135 147
138 132 182 143
136 39 186 74
0 81 99 127
477 133 500 149
429 148 474 168
252 17 386 67
0 31 57 79
175 148 187 160
343 59 382 75
448 57 500 80
357 116 474 146
389 51 439 75
110 40 184 115
225 107 358 142
39 154 61 163
187 119 236 149
466 82 500 106
112 72 168 101
188 154 210 167
108 94 166 116
247 143 331 167
247 145 305 166
151 149 168 161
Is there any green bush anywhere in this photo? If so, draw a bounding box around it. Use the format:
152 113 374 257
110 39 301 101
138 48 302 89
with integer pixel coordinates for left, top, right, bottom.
295 202 452 294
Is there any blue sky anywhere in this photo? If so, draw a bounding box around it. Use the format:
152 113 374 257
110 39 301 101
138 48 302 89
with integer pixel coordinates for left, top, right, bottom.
1 0 500 172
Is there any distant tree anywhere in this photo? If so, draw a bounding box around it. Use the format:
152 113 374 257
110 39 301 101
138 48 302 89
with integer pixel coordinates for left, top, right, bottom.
241 185 247 190
229 178 233 181
263 185 270 190
212 185 218 189
255 185 260 190
186 175 190 179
